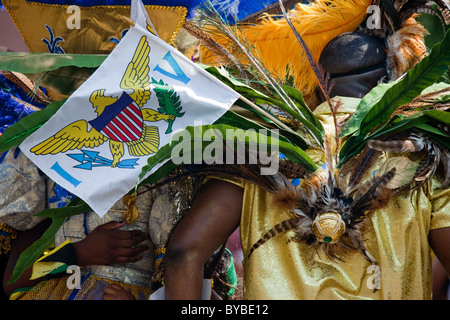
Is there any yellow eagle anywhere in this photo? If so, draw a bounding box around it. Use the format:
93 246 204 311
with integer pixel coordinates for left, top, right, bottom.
31 36 174 167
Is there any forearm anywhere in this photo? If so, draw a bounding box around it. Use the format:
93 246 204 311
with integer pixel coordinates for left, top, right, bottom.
164 250 205 299
164 179 243 300
429 227 450 276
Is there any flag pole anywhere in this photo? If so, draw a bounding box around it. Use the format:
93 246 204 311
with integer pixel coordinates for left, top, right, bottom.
120 15 136 27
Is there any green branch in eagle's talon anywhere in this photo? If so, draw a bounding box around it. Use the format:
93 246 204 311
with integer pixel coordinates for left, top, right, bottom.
151 77 185 134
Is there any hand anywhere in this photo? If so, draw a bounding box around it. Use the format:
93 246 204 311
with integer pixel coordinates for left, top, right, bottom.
73 221 148 266
102 284 136 300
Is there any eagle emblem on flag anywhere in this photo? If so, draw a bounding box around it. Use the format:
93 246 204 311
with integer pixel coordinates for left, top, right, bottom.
30 36 182 168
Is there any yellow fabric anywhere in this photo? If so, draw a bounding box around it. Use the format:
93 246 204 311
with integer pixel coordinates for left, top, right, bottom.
3 0 187 53
200 0 372 95
233 100 450 300
14 274 153 300
30 239 71 280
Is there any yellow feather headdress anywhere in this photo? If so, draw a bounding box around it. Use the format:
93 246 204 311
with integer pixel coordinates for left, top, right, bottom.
199 0 373 95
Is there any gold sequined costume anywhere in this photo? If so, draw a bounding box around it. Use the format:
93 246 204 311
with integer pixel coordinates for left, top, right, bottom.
225 101 450 300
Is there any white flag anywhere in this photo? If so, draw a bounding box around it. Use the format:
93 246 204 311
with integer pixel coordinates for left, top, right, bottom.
20 0 240 217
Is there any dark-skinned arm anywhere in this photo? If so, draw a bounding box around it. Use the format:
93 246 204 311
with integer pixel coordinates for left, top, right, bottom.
429 227 450 277
164 179 243 300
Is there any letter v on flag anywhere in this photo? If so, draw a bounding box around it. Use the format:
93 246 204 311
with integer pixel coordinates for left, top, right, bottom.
19 0 240 217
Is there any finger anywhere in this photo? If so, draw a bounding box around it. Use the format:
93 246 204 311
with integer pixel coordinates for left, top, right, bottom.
115 245 148 258
98 221 125 230
103 284 136 300
104 284 121 294
115 254 144 264
112 229 144 240
118 233 148 247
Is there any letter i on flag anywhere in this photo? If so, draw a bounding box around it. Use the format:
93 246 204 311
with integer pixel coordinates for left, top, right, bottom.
20 0 240 217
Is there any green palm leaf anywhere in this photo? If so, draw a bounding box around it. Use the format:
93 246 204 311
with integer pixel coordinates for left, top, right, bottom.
338 31 450 166
340 30 450 139
0 52 106 74
0 99 66 153
203 65 324 146
137 123 317 189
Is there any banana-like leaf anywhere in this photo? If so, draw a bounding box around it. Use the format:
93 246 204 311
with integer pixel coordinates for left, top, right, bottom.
27 67 97 97
0 52 107 74
424 109 450 124
218 109 309 150
339 108 450 166
340 30 450 139
0 99 66 153
202 65 324 145
137 123 317 187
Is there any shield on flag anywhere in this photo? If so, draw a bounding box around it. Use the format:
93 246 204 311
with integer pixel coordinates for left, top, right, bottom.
89 92 145 144
19 0 241 217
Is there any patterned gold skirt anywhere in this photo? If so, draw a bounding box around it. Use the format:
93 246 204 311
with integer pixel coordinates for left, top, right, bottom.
13 274 153 300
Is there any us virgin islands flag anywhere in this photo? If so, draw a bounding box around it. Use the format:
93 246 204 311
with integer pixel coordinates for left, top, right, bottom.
20 0 240 217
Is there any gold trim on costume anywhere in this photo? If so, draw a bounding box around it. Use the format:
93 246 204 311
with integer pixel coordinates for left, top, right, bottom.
0 222 17 254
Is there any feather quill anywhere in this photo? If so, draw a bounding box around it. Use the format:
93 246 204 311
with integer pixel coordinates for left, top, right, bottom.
349 168 396 219
348 147 378 189
248 217 304 258
367 137 425 153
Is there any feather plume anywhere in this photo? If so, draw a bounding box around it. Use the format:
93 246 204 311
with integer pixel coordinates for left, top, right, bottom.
278 158 307 179
323 133 335 176
414 145 440 182
199 0 373 95
347 225 378 265
435 0 450 24
240 0 298 24
441 149 450 187
270 173 302 212
182 21 248 79
195 2 323 146
386 15 428 80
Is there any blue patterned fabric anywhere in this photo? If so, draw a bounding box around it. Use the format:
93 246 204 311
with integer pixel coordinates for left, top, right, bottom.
0 74 46 134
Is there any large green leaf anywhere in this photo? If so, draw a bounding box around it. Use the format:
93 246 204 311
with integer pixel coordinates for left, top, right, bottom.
202 65 324 145
217 109 309 150
0 98 66 153
340 30 450 138
137 123 317 187
338 108 450 166
27 66 97 96
0 52 107 74
338 82 396 138
423 109 450 124
7 218 65 285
